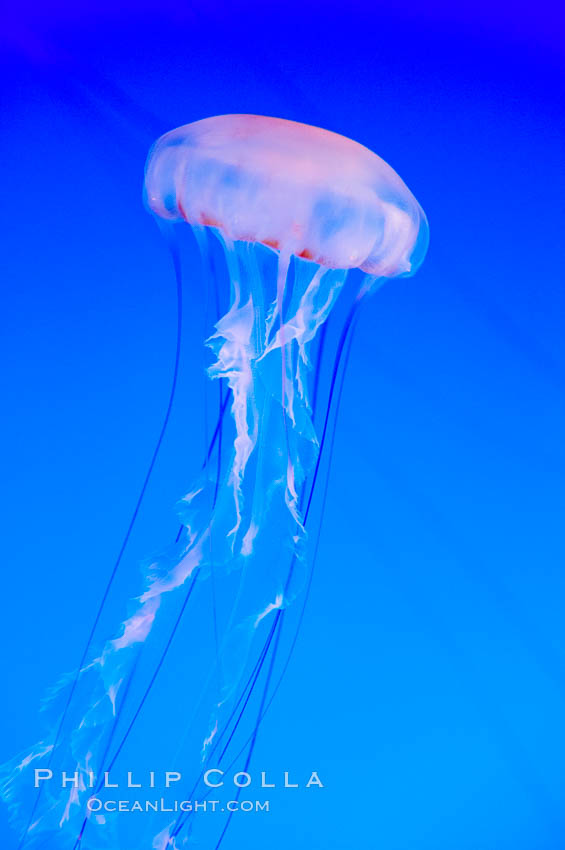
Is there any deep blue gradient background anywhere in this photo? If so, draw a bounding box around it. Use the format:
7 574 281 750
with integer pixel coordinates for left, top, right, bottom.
1 2 564 848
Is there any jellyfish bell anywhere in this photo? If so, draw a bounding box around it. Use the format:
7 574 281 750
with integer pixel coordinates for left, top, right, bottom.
144 113 429 278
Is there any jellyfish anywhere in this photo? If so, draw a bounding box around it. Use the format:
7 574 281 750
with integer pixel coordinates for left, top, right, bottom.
1 114 428 850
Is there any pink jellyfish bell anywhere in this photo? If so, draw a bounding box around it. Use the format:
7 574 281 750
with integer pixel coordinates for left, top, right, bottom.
145 113 428 277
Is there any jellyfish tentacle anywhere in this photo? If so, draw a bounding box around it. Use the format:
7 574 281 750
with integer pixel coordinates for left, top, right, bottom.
107 572 199 777
170 277 366 849
196 225 227 702
212 611 284 850
231 288 365 760
69 569 201 846
6 244 369 850
4 236 231 850
166 612 283 844
68 239 294 849
8 230 185 850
